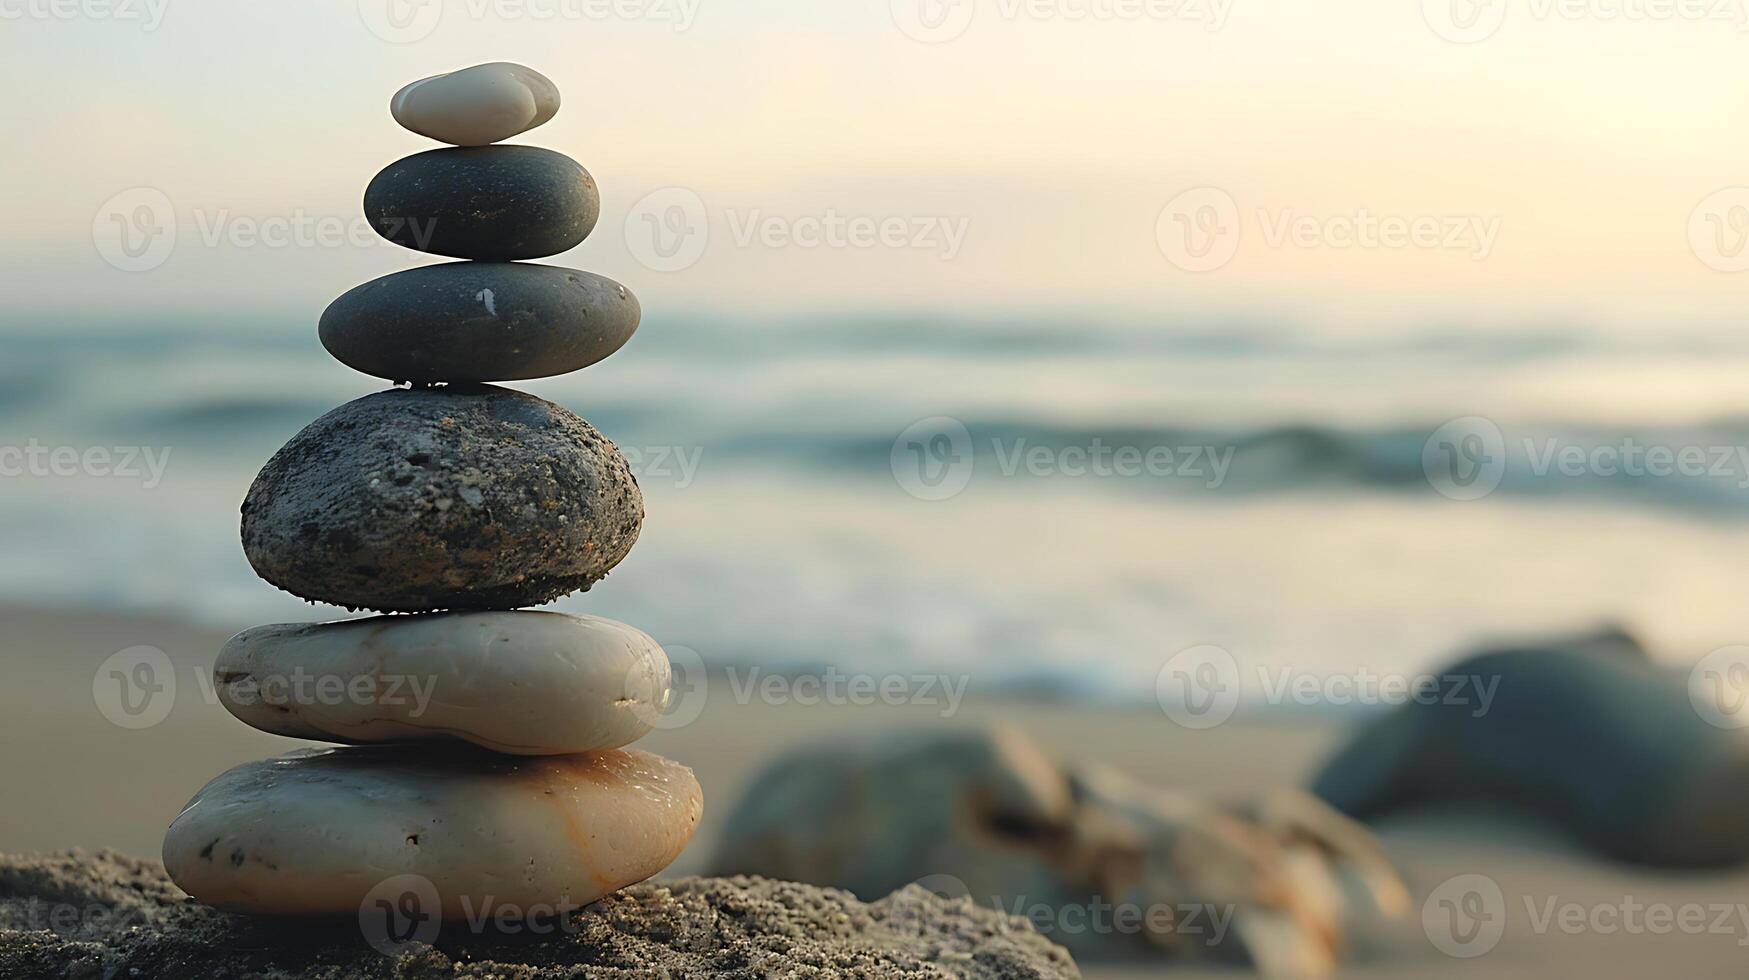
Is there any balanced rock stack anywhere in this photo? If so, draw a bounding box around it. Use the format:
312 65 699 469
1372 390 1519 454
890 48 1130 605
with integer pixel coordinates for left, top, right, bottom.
162 63 701 919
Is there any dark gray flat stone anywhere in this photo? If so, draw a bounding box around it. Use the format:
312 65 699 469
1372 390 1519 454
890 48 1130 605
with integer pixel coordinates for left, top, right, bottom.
241 385 642 613
364 146 599 260
1312 626 1749 868
320 262 640 383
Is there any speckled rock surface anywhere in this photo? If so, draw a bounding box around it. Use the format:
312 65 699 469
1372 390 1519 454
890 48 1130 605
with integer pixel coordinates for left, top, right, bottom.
365 145 599 260
241 385 642 613
320 262 640 383
0 851 1081 980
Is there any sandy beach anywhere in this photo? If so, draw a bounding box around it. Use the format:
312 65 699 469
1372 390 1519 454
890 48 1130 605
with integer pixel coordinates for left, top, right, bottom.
6 602 1748 978
13 4 1749 976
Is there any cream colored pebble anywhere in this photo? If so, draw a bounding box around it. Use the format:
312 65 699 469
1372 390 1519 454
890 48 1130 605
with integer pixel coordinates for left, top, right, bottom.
162 746 703 917
391 62 560 146
215 611 672 756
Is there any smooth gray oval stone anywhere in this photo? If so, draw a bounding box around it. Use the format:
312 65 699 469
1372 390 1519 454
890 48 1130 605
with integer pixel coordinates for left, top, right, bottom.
319 262 640 383
242 385 642 613
364 145 599 260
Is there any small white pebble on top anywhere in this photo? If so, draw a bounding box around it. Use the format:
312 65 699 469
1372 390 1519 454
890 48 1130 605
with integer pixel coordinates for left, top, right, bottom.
391 62 560 146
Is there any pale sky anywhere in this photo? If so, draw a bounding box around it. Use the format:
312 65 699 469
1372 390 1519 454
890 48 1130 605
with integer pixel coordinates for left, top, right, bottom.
4 0 1749 327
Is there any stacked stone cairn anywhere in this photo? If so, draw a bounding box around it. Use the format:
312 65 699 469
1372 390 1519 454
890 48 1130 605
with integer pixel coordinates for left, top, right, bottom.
162 63 701 920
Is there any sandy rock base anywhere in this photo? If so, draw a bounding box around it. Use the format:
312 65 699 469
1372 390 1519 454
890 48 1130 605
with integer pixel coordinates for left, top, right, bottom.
0 850 1079 980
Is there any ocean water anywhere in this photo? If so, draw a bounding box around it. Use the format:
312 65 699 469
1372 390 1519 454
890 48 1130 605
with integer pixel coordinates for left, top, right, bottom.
6 313 1749 703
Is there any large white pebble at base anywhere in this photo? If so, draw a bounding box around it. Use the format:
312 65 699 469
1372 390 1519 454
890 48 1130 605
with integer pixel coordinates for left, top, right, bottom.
391 62 560 146
162 746 703 917
215 612 671 756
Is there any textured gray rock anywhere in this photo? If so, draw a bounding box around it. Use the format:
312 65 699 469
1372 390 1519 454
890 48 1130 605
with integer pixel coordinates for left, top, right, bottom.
365 145 599 260
320 262 640 383
241 385 642 612
0 851 1081 980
